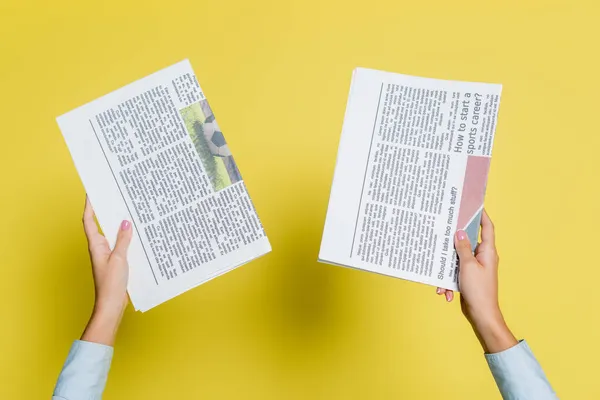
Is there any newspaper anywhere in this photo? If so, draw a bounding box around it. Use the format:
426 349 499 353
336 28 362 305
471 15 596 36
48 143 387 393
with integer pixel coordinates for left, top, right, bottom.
57 60 271 312
319 68 502 291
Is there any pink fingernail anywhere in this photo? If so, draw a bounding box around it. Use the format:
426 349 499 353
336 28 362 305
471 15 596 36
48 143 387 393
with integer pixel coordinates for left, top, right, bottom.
456 230 466 241
445 291 453 302
436 288 442 294
121 220 131 230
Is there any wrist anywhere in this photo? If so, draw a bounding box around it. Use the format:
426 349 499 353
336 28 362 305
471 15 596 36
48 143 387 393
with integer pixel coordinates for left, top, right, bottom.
93 299 125 321
81 302 125 346
471 311 517 354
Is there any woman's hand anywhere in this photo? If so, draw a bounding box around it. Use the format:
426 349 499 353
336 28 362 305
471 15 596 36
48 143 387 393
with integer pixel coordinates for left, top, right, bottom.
437 210 517 353
80 197 132 346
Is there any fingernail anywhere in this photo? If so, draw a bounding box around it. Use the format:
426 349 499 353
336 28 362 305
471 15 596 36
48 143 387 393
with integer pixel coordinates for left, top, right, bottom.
445 291 453 302
456 230 466 241
436 288 442 294
121 220 131 230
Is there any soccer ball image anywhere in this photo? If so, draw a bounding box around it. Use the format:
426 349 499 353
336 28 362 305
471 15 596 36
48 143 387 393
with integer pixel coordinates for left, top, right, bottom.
202 119 232 157
182 99 243 190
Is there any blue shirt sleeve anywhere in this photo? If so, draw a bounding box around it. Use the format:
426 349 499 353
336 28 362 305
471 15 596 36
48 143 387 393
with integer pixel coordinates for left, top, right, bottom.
485 340 558 399
53 340 114 400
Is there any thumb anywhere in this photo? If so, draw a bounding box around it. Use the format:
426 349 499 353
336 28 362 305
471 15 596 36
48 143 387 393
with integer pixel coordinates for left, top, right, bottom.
454 230 476 264
112 220 133 260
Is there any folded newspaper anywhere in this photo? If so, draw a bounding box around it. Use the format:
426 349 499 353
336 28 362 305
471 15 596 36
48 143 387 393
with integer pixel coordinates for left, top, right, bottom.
57 60 271 312
319 68 502 291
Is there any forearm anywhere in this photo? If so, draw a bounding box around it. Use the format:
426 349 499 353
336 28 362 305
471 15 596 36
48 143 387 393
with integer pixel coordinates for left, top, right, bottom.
53 340 114 400
81 305 125 347
485 340 558 399
471 311 518 354
472 313 557 398
53 306 122 399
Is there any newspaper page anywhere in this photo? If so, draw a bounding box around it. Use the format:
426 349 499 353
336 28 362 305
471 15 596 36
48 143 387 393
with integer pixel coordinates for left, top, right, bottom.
319 68 501 291
57 60 271 311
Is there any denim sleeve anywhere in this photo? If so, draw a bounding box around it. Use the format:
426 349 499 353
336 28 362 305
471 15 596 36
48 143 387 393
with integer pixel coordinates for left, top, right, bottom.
485 340 558 399
53 340 114 400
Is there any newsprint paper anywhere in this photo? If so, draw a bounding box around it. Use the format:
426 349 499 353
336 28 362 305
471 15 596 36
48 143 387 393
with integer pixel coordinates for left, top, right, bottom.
319 68 501 291
58 60 271 311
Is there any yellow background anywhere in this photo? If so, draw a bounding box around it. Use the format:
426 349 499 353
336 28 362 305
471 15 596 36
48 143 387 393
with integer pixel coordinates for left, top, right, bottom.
0 0 598 398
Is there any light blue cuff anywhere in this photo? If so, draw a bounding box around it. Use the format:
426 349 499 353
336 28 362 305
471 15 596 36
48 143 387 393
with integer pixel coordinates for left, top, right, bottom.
53 340 114 400
485 340 558 399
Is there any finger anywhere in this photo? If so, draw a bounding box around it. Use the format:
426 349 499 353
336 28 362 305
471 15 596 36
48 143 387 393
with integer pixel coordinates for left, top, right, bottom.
480 209 496 248
455 230 476 263
445 290 454 302
83 196 107 253
436 287 447 295
82 196 100 240
111 220 133 259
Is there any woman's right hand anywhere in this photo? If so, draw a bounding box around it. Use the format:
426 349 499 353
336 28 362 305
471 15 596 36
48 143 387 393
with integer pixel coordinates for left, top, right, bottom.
81 197 132 346
438 210 518 353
